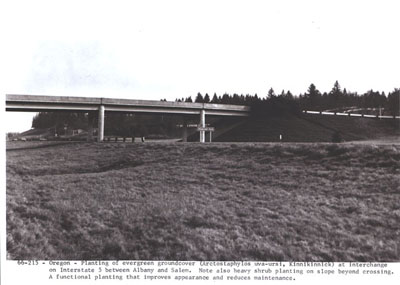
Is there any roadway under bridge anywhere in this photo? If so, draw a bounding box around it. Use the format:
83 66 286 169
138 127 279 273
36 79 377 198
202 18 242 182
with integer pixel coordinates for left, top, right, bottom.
6 94 250 142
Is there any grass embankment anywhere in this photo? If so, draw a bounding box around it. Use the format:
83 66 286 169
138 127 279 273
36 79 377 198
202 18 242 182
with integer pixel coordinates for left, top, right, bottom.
6 141 400 261
215 114 399 142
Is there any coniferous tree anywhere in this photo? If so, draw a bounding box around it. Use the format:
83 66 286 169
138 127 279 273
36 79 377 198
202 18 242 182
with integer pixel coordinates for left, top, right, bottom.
211 93 219 103
387 88 399 116
221 93 230 104
204 93 210 103
329 81 343 108
267 88 276 99
285 90 293 100
195 92 204 103
305 83 321 109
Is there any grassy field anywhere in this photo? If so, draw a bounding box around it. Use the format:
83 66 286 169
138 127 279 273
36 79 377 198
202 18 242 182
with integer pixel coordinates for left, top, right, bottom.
6 141 400 261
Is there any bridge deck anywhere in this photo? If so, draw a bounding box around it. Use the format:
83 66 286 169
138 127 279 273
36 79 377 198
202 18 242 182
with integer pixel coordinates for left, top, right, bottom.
6 94 250 116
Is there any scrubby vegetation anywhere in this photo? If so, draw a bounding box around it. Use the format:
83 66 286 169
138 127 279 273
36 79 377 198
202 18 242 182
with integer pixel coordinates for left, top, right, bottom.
6 142 400 261
214 114 399 142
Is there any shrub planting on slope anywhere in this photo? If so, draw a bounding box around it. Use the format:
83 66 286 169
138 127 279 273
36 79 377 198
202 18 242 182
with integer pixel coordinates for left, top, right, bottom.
215 114 399 142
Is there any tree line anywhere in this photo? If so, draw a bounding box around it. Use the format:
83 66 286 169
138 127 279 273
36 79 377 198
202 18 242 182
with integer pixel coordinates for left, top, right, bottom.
31 112 183 138
176 81 399 116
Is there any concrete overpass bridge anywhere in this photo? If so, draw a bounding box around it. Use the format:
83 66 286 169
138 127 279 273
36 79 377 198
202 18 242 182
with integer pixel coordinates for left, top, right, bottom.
6 94 250 142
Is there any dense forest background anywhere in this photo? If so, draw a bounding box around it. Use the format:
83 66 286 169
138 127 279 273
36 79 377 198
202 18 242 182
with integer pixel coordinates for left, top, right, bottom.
31 81 399 137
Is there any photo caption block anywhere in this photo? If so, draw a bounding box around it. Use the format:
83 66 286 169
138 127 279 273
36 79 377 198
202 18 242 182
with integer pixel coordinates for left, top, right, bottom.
7 260 399 283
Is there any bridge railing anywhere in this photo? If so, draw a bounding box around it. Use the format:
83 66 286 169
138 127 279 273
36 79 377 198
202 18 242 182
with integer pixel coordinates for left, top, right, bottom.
303 110 400 119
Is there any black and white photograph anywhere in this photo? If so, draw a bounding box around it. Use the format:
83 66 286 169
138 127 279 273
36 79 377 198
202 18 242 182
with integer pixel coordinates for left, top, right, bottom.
1 0 399 283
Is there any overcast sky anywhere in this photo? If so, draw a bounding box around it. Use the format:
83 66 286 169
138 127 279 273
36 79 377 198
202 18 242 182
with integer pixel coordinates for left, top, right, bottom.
1 0 399 132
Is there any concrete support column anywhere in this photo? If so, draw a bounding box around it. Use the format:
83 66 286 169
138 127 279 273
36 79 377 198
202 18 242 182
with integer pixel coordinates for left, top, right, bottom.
199 109 205 143
182 117 188 142
87 111 95 142
98 105 105 142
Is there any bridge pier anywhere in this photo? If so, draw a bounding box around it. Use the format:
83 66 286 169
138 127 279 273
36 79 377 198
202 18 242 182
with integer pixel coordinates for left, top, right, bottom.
199 109 205 143
182 117 188 142
87 111 95 142
98 105 105 142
